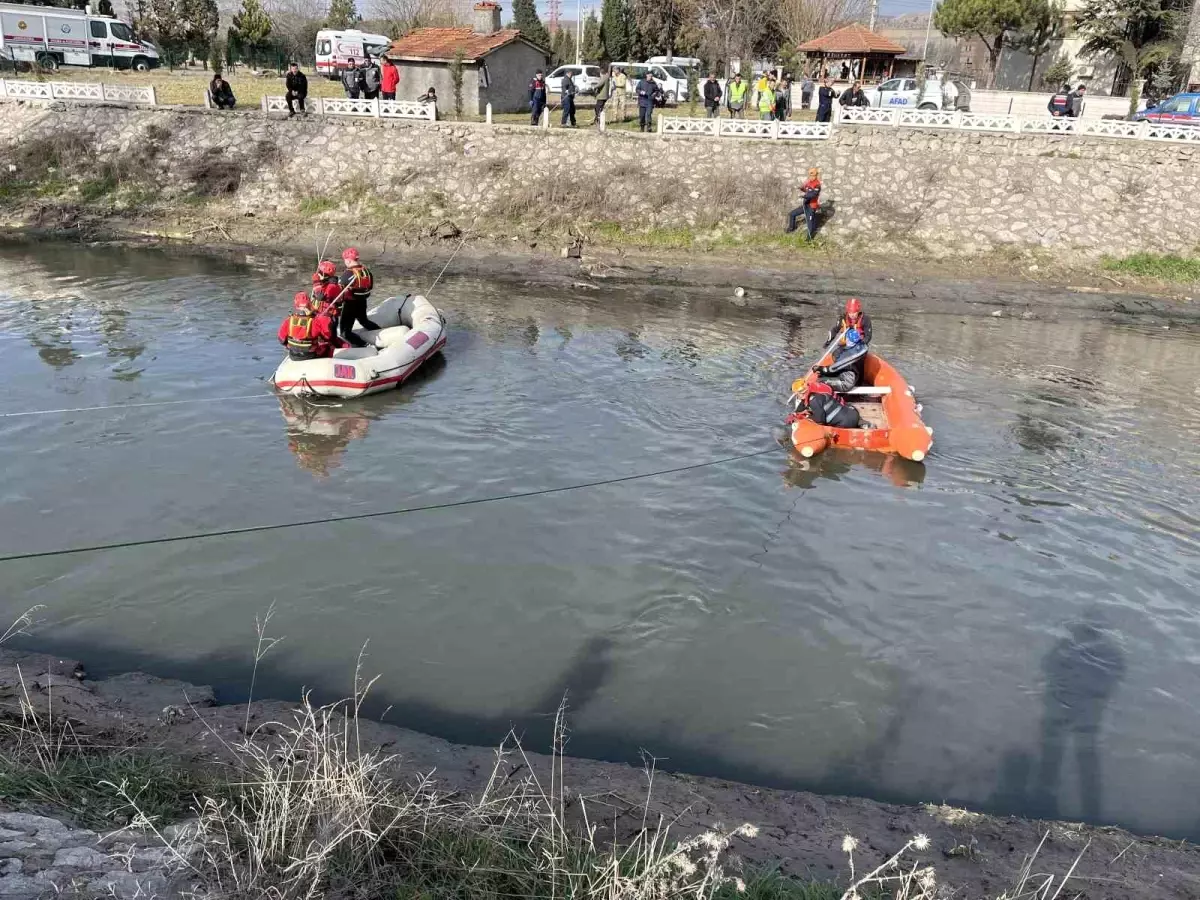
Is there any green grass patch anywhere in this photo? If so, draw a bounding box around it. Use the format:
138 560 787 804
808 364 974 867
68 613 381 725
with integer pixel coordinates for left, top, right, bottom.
1101 252 1200 283
79 174 119 201
298 195 337 216
0 749 222 829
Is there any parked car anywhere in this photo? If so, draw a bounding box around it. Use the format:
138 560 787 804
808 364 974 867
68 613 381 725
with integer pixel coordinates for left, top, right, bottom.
864 76 970 112
1131 92 1200 124
547 64 603 95
609 61 691 104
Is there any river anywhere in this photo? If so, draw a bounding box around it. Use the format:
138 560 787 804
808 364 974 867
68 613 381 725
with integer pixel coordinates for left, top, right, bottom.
0 241 1197 839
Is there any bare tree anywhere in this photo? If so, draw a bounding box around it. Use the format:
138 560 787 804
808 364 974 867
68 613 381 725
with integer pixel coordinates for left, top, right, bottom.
264 0 326 62
372 0 459 34
695 0 777 74
777 0 867 50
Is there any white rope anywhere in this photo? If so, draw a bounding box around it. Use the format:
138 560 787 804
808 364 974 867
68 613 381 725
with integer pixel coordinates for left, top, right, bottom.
0 393 269 419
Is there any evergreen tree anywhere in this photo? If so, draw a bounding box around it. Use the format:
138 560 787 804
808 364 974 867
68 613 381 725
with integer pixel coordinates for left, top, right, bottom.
231 0 273 64
600 0 630 61
933 0 1038 89
324 0 359 29
1075 0 1183 113
140 0 188 66
512 0 550 50
551 27 576 66
581 12 603 61
180 0 220 64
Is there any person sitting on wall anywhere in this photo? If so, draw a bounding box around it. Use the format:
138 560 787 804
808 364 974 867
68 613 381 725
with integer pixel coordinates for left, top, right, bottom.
418 86 439 119
285 61 307 117
208 73 236 109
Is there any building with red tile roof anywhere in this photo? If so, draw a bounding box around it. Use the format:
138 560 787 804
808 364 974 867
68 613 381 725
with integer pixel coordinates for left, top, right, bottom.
799 23 909 82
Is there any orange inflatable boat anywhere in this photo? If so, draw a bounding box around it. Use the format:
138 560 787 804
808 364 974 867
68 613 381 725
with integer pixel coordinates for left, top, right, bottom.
788 352 932 462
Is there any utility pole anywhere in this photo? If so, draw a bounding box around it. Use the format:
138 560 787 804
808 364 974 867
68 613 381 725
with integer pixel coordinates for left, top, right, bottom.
868 0 878 31
576 0 582 64
922 0 937 62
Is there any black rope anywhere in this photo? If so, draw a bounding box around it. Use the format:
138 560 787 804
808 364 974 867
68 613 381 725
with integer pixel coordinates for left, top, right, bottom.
0 446 785 564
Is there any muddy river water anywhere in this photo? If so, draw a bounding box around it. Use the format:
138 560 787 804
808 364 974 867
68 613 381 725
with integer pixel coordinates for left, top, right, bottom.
0 242 1197 838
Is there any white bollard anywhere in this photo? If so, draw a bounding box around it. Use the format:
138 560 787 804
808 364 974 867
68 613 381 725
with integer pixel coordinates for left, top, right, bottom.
541 106 549 129
261 95 268 112
599 108 605 131
485 102 492 124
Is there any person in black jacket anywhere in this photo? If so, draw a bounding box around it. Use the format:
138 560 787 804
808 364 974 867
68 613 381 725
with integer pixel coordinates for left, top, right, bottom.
702 73 722 118
285 62 307 117
816 76 835 122
560 70 577 127
209 73 235 109
839 80 868 108
635 71 656 132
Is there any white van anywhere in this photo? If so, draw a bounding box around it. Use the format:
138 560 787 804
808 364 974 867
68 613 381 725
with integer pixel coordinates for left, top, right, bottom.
0 1 159 71
314 28 392 79
609 61 691 105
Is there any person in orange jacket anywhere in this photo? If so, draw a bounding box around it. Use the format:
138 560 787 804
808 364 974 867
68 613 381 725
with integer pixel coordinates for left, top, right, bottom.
786 167 821 240
278 292 340 360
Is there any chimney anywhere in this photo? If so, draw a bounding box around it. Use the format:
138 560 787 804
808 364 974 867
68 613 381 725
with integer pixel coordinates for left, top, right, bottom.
473 1 501 34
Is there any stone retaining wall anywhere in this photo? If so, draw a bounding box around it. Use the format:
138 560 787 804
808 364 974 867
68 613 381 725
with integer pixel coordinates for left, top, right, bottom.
2 101 1198 257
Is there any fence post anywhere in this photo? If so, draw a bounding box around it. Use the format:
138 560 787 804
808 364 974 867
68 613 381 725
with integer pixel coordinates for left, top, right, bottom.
1011 113 1020 133
714 117 721 138
657 114 664 134
485 102 492 125
0 79 6 99
261 95 268 112
771 118 779 139
599 108 605 132
373 97 381 118
891 109 899 127
149 86 156 106
1137 121 1149 139
540 106 549 129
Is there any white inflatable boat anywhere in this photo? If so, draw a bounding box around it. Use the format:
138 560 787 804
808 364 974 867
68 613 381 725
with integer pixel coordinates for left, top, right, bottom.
273 294 446 398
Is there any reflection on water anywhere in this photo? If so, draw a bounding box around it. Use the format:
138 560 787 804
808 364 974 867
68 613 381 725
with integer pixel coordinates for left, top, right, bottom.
0 242 1198 838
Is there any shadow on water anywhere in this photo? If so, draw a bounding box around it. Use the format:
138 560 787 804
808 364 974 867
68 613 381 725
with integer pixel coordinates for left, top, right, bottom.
277 353 448 478
782 450 926 491
991 609 1127 824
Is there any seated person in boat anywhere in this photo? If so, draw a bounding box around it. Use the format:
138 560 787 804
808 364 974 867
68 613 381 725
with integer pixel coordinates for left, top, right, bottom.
826 297 871 346
278 292 341 360
813 325 867 393
793 380 861 428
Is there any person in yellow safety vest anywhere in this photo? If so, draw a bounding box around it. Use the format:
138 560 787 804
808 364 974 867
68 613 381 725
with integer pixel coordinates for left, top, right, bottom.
758 76 776 121
726 73 748 118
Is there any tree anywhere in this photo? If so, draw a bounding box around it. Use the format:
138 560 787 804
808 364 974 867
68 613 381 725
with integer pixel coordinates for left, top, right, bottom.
179 0 220 66
600 0 631 61
135 0 188 66
1074 0 1183 114
933 0 1037 88
778 0 867 51
231 0 274 65
582 12 603 61
512 0 551 50
1040 49 1073 88
324 0 359 28
449 47 465 118
632 0 698 56
265 0 327 64
1012 0 1062 90
695 0 780 75
551 26 577 66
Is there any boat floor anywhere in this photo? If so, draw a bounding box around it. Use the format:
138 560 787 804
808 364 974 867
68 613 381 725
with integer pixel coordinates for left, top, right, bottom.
849 400 888 430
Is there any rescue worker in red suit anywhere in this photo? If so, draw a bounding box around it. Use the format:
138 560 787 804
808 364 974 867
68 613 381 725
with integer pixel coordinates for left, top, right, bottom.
813 298 872 393
311 259 338 304
337 247 380 348
278 292 340 360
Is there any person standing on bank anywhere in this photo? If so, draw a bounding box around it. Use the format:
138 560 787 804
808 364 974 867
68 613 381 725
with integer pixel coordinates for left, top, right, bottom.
593 69 612 125
726 72 748 118
341 62 359 98
703 73 722 118
775 74 792 120
816 76 835 123
363 58 381 100
560 69 577 127
380 56 399 100
800 74 814 110
636 70 656 132
785 167 822 240
529 69 548 125
285 62 307 117
840 80 868 108
1067 83 1086 117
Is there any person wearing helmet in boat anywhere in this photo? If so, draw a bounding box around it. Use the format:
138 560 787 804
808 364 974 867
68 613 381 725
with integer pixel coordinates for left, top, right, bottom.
310 259 339 305
793 380 861 429
336 248 380 348
813 323 868 393
826 297 872 347
278 292 341 361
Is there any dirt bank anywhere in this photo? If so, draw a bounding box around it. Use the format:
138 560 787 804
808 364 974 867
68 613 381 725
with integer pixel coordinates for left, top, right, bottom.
2 210 1199 326
2 648 1197 899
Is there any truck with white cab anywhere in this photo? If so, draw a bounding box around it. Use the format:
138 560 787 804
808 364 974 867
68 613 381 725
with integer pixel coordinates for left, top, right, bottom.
0 2 159 71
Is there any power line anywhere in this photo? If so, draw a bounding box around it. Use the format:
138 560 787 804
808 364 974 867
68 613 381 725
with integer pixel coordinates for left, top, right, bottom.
0 446 785 565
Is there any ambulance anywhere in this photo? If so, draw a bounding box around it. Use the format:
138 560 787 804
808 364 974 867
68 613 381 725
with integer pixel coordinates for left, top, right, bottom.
0 2 160 71
314 28 392 79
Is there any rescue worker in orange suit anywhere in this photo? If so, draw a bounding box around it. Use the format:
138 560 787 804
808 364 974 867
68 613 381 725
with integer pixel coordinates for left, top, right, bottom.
278 292 340 360
311 259 338 302
813 298 872 393
337 248 379 347
786 167 822 240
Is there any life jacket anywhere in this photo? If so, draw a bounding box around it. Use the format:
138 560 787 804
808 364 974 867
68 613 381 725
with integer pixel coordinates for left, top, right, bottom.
286 312 321 360
728 80 748 104
344 264 373 300
758 87 775 113
802 178 821 209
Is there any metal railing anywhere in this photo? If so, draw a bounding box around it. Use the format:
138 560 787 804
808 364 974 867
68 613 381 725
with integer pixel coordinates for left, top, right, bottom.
0 78 156 105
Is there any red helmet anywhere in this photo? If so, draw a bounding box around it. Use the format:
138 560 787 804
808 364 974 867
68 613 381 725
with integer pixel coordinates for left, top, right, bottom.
318 260 337 277
293 292 311 311
342 247 360 263
845 297 863 319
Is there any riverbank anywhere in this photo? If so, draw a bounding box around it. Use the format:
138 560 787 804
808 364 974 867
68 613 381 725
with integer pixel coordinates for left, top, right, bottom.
1 647 1198 899
1 99 1200 310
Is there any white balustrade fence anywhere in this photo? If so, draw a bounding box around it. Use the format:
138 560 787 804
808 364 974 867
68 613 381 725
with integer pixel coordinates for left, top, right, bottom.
267 96 435 121
0 78 155 105
658 116 832 140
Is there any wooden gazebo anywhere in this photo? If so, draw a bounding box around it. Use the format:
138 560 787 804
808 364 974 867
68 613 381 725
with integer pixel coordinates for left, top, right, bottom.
798 23 908 82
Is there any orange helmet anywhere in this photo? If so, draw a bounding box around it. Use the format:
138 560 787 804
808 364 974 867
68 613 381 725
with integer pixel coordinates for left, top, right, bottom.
342 247 360 264
318 260 337 277
845 297 863 320
293 292 311 312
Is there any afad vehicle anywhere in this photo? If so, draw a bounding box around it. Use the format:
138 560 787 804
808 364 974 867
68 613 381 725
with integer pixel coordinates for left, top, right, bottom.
314 28 392 79
0 1 159 71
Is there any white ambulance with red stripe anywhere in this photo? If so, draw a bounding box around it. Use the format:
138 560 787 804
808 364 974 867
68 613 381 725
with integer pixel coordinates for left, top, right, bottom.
0 2 160 72
314 28 391 79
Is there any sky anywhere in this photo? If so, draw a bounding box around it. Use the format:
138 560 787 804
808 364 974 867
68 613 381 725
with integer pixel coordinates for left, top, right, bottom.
526 0 935 20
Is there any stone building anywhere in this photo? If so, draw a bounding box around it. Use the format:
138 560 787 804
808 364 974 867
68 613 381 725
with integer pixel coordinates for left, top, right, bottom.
384 2 548 115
